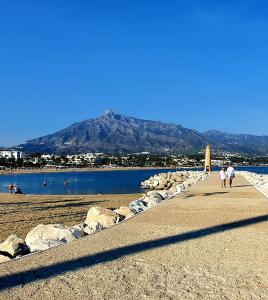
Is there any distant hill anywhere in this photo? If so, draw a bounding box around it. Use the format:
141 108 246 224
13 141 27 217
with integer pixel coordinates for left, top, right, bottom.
18 110 268 155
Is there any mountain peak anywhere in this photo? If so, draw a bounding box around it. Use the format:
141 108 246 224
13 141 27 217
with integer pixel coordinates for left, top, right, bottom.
103 109 117 117
102 109 123 120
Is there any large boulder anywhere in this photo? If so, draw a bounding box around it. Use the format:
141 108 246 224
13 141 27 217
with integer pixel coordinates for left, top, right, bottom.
0 235 29 257
72 224 85 236
83 221 103 235
27 240 65 252
157 190 169 199
129 199 147 214
85 207 117 228
146 198 161 208
114 206 132 218
86 207 116 218
146 191 163 201
25 224 83 252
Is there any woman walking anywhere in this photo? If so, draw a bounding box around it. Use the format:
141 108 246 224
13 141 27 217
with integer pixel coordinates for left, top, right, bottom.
220 167 227 188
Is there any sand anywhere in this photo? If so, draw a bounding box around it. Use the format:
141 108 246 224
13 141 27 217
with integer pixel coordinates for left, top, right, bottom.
0 174 267 299
0 193 141 242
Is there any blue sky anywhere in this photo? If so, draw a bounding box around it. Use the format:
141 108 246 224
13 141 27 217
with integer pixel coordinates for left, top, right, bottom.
0 1 268 146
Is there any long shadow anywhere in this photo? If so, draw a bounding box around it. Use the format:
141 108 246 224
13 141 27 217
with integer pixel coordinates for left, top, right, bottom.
202 192 228 196
181 193 195 199
232 185 252 188
0 214 267 291
0 202 32 206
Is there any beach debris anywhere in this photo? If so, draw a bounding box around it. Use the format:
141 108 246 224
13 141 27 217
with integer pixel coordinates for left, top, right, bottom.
0 234 29 258
25 224 83 252
85 207 117 228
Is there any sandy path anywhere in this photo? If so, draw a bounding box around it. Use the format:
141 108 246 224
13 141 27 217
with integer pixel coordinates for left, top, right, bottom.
0 193 141 242
0 174 267 299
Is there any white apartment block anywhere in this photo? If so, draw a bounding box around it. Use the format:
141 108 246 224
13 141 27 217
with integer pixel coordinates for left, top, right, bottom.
0 149 24 160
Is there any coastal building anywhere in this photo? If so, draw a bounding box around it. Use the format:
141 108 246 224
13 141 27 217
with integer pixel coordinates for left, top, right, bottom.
0 149 24 160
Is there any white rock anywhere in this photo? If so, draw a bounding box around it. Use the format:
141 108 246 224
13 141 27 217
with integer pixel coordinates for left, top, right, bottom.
83 221 103 235
73 223 85 233
114 206 132 218
129 199 147 214
157 190 169 199
125 212 135 219
0 235 29 257
85 206 117 228
25 224 82 252
146 198 161 208
146 191 163 200
28 239 65 252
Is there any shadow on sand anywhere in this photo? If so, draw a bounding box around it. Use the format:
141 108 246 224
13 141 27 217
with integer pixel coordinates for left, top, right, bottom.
0 214 267 291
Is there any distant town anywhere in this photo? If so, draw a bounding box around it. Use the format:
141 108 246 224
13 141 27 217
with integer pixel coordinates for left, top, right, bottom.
0 148 267 170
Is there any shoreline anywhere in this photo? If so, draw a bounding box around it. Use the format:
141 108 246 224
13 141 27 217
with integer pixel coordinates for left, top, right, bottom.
0 164 267 176
0 166 194 176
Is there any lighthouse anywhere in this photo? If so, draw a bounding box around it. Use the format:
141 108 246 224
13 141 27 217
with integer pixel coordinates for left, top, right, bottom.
205 145 212 172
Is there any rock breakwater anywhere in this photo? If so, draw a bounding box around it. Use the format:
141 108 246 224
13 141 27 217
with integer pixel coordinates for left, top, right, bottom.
237 171 268 198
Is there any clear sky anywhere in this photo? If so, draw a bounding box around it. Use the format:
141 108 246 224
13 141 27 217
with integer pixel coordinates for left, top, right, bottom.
0 1 268 146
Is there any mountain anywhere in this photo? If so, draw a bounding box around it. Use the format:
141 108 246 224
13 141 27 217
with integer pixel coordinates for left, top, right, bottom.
203 130 268 155
18 110 268 155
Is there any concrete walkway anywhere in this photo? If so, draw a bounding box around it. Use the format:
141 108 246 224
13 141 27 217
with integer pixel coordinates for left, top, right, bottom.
0 174 267 299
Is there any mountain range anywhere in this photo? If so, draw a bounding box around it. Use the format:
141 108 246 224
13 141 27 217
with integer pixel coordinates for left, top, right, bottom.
18 110 268 155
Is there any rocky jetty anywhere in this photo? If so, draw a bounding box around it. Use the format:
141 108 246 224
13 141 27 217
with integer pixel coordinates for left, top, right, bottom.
0 171 208 263
141 171 207 193
237 171 268 197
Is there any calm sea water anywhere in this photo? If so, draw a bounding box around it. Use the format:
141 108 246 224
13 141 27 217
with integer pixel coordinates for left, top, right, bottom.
0 166 267 195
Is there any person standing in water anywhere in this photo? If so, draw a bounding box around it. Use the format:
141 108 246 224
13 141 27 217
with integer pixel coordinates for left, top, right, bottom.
220 167 227 188
227 164 235 187
8 184 14 193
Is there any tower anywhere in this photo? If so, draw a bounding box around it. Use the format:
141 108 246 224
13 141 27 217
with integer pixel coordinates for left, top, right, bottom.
205 145 211 172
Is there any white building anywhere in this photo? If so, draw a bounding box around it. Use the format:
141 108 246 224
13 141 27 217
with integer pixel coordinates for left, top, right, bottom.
0 149 24 160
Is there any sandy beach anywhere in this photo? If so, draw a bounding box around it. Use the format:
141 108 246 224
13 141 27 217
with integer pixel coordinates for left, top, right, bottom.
0 193 141 242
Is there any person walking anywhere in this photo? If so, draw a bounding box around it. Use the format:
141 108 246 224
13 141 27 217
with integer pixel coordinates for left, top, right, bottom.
227 164 235 187
220 167 227 188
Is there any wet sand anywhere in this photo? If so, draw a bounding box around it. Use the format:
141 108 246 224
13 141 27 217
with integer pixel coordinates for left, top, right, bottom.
0 193 141 242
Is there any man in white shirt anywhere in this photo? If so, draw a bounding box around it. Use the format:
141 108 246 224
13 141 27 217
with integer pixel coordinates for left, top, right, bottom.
226 165 235 187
